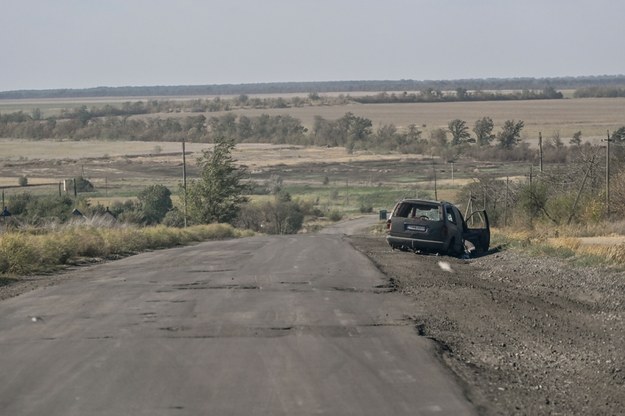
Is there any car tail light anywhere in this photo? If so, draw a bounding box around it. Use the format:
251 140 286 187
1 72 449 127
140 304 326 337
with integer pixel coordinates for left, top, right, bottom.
386 219 391 230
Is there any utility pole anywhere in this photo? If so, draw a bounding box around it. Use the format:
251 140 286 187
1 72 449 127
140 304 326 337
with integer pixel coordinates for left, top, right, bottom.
450 161 454 185
567 154 595 225
433 164 438 200
604 130 612 218
182 139 188 228
504 176 509 227
538 132 544 173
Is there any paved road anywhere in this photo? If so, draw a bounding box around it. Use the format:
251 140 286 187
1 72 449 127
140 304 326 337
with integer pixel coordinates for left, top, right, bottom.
0 218 476 415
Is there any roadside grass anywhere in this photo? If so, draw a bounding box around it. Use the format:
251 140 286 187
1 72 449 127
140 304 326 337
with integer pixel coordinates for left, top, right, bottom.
0 223 254 276
493 227 625 268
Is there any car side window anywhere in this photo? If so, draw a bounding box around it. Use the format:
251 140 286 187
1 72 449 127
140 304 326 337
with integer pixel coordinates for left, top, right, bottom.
394 203 412 218
445 206 456 224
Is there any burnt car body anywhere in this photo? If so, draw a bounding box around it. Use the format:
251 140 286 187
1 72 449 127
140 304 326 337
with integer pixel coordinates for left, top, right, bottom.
386 199 490 256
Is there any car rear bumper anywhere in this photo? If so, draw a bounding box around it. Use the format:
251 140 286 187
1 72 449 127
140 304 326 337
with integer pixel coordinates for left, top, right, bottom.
386 235 447 251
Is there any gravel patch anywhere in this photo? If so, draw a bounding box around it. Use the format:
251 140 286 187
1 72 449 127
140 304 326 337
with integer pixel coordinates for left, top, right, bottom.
349 235 625 415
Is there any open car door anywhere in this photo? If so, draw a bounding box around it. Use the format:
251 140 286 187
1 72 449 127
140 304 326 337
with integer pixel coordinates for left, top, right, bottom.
463 210 490 254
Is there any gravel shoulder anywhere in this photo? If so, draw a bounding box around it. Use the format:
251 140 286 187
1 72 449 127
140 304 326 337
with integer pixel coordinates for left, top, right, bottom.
349 234 625 415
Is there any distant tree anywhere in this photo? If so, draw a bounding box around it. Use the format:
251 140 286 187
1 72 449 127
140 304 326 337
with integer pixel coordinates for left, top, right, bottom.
236 94 249 106
448 119 471 145
266 174 283 195
473 117 495 146
570 131 583 146
186 137 249 224
406 124 422 142
549 130 564 148
542 86 563 99
612 126 625 143
18 176 28 187
138 184 172 224
430 128 448 147
375 124 400 149
497 120 525 149
455 87 469 100
75 105 92 126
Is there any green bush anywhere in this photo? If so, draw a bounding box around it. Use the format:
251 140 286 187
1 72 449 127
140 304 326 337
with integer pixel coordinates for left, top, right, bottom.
359 203 373 213
162 209 186 228
328 210 343 221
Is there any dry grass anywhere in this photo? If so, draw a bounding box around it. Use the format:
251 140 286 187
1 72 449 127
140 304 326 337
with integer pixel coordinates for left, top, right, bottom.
0 222 254 276
497 219 625 267
0 139 209 161
0 139 405 168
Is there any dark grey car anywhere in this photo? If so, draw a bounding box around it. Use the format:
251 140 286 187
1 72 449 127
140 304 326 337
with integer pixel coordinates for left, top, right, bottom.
385 199 490 256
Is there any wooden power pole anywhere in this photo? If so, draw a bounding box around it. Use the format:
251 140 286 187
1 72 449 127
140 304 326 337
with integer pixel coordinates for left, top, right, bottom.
605 130 611 218
538 132 544 173
182 139 188 228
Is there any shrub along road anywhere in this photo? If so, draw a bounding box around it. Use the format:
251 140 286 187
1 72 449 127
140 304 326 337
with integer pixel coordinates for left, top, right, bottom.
0 221 475 415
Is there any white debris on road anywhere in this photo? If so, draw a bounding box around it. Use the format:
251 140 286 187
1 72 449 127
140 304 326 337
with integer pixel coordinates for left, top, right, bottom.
437 261 454 273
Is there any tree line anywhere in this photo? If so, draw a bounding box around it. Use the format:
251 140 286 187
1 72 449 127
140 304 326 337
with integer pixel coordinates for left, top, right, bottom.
4 104 624 165
352 87 563 104
2 75 624 98
573 87 625 98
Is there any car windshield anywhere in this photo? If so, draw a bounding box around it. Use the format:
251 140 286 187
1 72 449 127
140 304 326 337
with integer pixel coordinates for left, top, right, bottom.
394 202 441 221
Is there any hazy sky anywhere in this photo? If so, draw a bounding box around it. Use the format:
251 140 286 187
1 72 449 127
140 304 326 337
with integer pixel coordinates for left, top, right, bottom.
1 0 624 91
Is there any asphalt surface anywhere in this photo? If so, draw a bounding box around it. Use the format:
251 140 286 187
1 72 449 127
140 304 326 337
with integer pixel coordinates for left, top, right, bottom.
0 218 476 415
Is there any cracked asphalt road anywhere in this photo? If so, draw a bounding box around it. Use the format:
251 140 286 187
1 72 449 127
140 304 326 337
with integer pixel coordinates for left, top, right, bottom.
0 219 475 415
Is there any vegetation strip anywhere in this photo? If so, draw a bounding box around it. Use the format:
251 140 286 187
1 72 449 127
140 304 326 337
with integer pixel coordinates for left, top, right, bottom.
0 223 252 276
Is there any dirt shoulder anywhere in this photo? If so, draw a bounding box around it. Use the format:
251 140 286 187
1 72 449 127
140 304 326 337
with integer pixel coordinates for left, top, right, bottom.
349 234 625 415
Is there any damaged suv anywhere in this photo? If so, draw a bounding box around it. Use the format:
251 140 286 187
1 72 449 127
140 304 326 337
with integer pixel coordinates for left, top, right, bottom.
386 199 490 256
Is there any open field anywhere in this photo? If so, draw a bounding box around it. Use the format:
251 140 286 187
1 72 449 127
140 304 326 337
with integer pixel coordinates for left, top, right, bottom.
129 97 625 144
4 93 610 208
2 95 624 144
217 98 625 143
0 139 532 214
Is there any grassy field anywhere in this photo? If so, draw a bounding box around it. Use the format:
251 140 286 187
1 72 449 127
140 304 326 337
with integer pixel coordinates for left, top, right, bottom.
0 137 515 214
119 97 625 144
2 95 624 143
214 98 625 144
